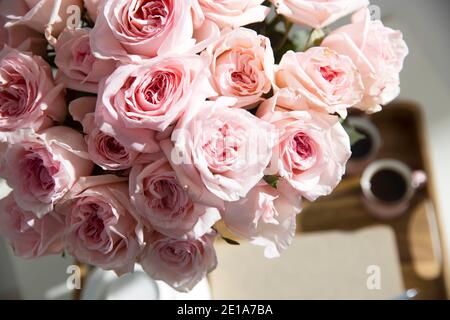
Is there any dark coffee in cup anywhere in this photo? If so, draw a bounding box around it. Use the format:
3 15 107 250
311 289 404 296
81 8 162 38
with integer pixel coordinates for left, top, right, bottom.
370 169 408 203
361 159 427 219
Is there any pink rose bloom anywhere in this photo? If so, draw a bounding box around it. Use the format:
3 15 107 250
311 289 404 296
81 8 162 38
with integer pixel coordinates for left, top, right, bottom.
271 0 368 29
0 127 94 217
4 0 84 45
223 182 302 258
274 47 364 118
0 0 47 56
69 97 155 171
0 47 66 140
95 55 215 153
129 157 221 239
91 0 219 62
140 230 217 292
55 28 116 93
257 94 351 201
63 175 144 275
194 0 270 29
160 97 276 208
322 9 409 113
0 193 65 259
204 27 274 109
84 0 103 22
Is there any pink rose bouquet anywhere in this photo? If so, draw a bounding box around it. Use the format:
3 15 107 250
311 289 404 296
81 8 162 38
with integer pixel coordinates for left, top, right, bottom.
140 229 217 292
0 127 93 217
203 27 274 108
270 0 369 29
63 175 143 274
54 28 116 93
274 47 364 118
0 47 66 139
91 0 220 62
194 0 270 29
0 0 408 292
0 192 65 259
322 9 409 112
222 181 301 258
258 93 352 201
129 157 221 239
1 0 84 45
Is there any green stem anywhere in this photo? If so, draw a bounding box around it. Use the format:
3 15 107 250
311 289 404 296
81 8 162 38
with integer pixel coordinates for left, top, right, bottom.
302 28 316 51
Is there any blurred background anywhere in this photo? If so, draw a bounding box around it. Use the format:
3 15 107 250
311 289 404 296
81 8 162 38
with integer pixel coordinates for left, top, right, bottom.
1 0 449 300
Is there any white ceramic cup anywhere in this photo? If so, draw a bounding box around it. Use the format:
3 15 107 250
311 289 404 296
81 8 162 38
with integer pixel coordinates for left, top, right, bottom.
360 159 427 220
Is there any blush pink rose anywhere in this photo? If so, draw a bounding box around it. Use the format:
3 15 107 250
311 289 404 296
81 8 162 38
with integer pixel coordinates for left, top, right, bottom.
204 27 274 109
160 97 276 208
95 55 215 153
63 175 144 275
91 0 219 62
69 97 155 171
0 192 65 259
55 28 116 93
0 127 94 217
274 47 364 118
194 0 270 29
322 9 409 113
84 0 103 22
129 157 221 239
140 229 217 292
271 0 369 29
257 94 351 201
0 47 66 140
4 0 84 45
223 182 302 258
0 0 47 56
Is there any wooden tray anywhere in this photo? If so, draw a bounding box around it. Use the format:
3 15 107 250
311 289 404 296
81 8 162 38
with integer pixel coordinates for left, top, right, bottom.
298 101 447 299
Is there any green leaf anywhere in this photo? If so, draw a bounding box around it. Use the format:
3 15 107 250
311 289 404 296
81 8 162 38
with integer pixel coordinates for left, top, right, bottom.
263 175 279 188
61 251 66 258
222 236 240 246
342 122 366 146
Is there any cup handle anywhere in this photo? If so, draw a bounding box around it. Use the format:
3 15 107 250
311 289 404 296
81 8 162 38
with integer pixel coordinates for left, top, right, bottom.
411 170 427 189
